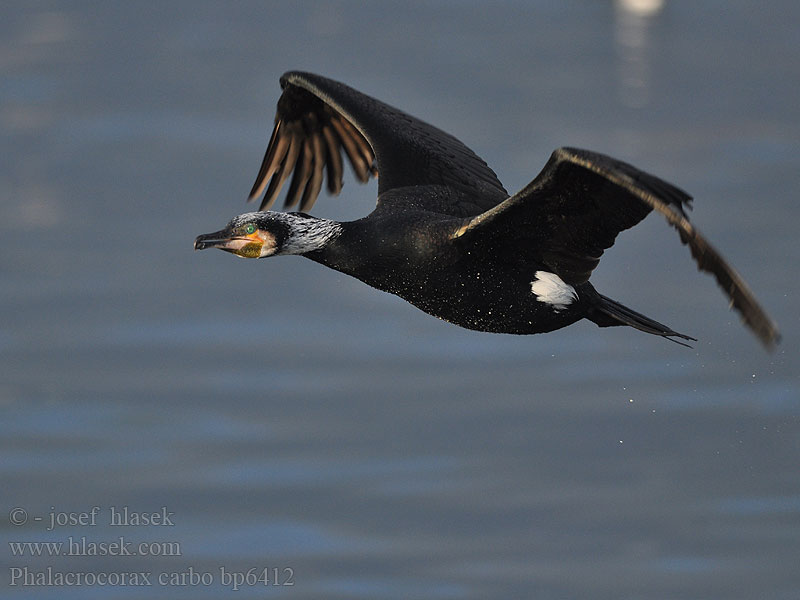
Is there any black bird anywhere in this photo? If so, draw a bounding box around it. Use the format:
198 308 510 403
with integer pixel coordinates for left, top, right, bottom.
195 72 780 350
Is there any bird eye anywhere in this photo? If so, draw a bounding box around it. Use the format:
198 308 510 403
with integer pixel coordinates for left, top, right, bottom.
245 223 256 234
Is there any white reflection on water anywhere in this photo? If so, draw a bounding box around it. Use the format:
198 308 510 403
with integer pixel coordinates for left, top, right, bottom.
614 0 664 108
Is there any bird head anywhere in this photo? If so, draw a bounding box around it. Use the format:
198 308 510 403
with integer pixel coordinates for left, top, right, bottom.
194 211 341 258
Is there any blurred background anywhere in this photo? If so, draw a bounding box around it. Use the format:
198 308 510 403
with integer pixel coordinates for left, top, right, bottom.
1 1 798 598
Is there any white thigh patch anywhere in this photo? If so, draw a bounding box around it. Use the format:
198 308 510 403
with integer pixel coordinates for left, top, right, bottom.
531 271 577 311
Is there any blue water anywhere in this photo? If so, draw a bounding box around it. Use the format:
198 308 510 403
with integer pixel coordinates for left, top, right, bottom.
1 1 798 598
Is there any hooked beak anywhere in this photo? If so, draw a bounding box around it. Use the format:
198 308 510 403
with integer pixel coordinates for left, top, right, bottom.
194 229 233 251
193 229 265 258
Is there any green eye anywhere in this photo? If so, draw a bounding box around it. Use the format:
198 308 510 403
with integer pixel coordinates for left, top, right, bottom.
245 223 256 234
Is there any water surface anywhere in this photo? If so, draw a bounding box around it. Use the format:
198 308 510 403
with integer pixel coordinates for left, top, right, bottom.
1 2 798 598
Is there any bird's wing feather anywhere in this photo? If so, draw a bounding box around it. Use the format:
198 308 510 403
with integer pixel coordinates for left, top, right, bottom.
248 71 508 214
454 147 780 349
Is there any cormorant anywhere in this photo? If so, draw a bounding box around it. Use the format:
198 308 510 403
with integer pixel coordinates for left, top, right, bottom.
195 71 780 350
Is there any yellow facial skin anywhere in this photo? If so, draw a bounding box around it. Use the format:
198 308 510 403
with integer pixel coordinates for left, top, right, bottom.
230 229 277 258
194 227 277 258
232 231 264 258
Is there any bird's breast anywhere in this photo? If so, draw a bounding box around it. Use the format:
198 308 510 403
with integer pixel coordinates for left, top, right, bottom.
310 215 584 334
367 255 583 334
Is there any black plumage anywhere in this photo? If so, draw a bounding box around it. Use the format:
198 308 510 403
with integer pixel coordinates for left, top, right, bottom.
195 71 780 350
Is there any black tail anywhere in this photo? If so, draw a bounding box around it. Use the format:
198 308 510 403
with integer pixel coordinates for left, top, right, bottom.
587 292 696 348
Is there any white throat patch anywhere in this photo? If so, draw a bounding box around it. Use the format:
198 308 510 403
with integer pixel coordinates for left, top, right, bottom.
530 271 577 311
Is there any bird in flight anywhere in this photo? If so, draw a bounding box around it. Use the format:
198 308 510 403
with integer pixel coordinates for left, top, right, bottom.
195 72 780 350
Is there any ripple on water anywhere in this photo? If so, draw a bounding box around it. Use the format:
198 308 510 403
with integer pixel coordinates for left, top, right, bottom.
718 495 800 516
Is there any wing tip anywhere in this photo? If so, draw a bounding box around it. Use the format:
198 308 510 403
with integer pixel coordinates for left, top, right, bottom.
748 317 782 353
247 185 262 204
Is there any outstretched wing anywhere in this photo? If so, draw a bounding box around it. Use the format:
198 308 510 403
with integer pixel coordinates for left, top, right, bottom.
248 71 508 214
454 147 780 349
